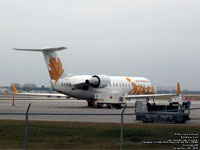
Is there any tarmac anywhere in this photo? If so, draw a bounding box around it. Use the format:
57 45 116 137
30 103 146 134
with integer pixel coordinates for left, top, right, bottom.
0 94 200 124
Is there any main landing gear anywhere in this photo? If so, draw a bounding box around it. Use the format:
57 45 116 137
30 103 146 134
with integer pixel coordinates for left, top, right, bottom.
113 104 122 109
106 104 122 109
87 101 122 109
87 101 103 109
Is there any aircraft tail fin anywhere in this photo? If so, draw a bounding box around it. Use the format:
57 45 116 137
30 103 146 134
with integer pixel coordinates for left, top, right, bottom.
177 82 181 95
13 47 68 83
11 83 18 94
176 82 186 100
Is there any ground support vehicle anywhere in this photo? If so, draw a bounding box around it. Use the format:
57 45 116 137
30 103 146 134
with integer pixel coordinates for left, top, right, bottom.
135 99 190 123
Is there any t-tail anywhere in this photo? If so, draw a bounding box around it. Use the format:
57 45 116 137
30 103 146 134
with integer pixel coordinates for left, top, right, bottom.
13 47 68 83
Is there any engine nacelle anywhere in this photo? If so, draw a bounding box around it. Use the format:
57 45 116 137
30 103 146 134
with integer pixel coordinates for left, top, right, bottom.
85 75 111 88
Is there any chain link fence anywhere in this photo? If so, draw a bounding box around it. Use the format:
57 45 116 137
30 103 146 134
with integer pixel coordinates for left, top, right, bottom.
0 103 137 150
0 101 200 150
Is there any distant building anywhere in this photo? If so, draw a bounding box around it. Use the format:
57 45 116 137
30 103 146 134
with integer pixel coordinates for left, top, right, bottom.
156 86 200 95
0 86 10 92
30 85 52 93
22 83 37 92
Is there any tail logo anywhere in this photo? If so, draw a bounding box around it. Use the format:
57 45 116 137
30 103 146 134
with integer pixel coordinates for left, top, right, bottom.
48 57 64 83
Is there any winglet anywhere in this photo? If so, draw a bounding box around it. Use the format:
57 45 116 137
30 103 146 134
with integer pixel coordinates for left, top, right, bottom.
11 83 18 94
177 82 181 95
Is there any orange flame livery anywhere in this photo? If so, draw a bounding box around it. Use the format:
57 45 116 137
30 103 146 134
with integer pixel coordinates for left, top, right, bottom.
126 77 155 95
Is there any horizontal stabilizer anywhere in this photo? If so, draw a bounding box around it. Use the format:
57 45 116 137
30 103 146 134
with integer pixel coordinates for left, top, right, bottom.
13 47 67 52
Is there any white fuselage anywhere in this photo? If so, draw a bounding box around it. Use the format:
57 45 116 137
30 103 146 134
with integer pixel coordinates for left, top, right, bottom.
51 75 155 100
14 47 156 103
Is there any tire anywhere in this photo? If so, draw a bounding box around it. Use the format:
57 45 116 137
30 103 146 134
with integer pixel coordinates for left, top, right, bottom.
87 101 93 107
98 104 103 109
107 104 112 109
116 104 122 109
143 120 149 123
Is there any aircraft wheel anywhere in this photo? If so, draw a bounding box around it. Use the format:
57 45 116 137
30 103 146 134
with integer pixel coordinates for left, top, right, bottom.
149 120 154 123
107 104 112 109
116 104 122 109
143 120 149 123
98 104 103 109
87 101 93 107
175 119 186 124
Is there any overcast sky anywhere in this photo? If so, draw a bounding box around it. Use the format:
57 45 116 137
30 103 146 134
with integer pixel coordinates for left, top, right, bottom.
0 0 199 90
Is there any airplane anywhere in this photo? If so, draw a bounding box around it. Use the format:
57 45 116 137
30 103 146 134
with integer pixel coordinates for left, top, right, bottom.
13 47 181 109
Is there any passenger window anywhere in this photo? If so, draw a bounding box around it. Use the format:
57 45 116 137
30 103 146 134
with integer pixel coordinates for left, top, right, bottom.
113 83 115 87
116 83 118 87
119 83 121 87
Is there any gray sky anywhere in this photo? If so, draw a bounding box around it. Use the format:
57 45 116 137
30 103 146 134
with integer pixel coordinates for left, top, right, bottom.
0 0 199 90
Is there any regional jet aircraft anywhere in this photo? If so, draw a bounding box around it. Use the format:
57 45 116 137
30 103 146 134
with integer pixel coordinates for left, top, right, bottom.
13 47 181 109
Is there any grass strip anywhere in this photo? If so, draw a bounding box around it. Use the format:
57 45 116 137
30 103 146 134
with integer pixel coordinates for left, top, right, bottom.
0 120 199 149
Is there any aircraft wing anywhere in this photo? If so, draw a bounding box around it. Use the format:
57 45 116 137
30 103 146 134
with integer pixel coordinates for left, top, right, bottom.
126 93 177 99
126 82 181 99
11 83 68 98
13 92 67 97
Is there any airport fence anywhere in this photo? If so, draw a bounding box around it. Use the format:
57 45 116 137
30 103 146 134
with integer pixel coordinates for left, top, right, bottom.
0 103 136 150
1 103 200 150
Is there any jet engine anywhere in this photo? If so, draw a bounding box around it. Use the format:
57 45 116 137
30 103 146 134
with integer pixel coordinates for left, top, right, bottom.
85 75 111 88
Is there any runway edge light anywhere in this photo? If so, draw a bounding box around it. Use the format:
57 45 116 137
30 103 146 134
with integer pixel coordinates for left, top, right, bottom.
12 96 15 106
